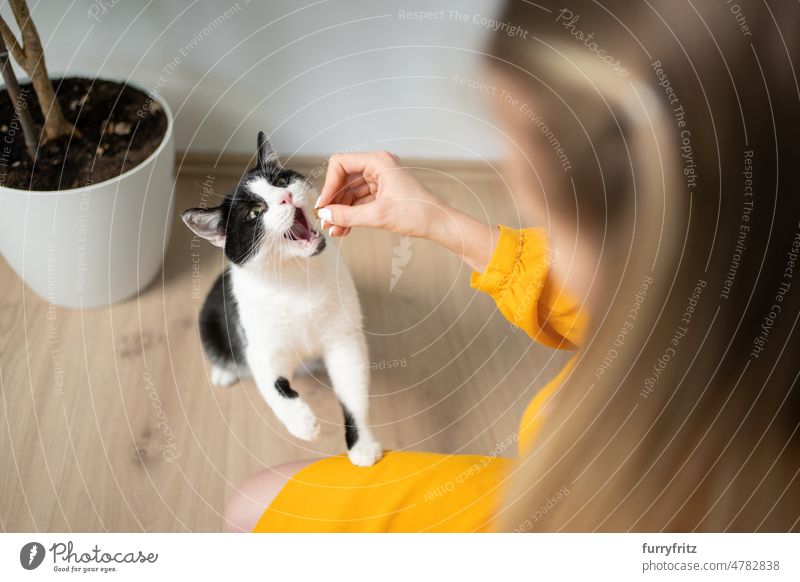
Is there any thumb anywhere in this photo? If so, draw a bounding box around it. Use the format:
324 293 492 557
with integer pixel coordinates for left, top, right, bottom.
317 203 371 228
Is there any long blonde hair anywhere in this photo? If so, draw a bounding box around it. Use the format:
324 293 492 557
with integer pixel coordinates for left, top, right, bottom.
490 0 800 531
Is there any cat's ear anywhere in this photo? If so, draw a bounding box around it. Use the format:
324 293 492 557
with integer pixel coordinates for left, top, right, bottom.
256 131 280 170
181 207 225 247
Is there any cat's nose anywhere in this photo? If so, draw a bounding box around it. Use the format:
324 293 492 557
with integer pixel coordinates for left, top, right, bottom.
277 191 293 205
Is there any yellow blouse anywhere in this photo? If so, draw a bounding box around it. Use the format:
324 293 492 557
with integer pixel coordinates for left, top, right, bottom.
253 226 585 532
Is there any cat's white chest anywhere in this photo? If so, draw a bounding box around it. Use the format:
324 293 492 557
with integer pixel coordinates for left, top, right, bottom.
230 264 330 356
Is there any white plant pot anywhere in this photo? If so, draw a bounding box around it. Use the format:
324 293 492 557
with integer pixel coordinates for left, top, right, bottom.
0 77 175 309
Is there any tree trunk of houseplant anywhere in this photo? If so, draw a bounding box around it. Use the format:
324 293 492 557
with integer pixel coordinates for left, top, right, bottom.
0 0 76 145
0 32 37 158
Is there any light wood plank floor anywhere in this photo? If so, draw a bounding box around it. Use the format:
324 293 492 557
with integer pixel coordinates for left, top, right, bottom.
0 157 570 531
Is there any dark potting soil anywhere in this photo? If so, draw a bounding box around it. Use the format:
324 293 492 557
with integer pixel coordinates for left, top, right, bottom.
0 77 168 191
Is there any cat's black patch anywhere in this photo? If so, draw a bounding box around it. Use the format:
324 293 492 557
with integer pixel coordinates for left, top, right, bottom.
274 376 298 399
342 405 359 449
219 187 267 265
199 268 248 369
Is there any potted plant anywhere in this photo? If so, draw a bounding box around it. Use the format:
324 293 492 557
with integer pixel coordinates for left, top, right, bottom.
0 0 174 308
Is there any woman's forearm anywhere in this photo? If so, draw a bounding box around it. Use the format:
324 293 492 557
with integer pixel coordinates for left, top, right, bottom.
425 203 499 272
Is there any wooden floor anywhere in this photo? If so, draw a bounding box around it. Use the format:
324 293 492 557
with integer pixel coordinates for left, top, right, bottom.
0 156 570 532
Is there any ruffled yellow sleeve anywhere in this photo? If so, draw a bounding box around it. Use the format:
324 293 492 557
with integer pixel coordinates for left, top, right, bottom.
470 225 586 350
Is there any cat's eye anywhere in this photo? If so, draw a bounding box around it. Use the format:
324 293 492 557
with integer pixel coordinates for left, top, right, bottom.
275 176 289 187
248 205 264 220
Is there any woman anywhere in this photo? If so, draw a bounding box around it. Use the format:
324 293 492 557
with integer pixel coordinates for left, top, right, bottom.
226 0 800 531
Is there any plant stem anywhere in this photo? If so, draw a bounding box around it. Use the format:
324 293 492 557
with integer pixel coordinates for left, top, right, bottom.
0 32 37 159
2 0 76 143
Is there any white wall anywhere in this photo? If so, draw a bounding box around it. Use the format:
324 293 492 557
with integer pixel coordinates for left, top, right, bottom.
12 0 506 159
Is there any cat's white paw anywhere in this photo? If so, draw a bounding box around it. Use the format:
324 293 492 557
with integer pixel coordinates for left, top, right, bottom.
348 440 383 467
283 401 321 441
210 365 239 387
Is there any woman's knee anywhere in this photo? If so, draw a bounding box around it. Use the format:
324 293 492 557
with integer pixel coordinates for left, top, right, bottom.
223 459 315 532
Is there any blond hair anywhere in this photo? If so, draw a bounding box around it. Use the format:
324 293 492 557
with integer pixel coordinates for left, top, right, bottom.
490 0 800 531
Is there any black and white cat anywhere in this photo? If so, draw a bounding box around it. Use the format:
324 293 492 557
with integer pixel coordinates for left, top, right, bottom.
181 132 382 467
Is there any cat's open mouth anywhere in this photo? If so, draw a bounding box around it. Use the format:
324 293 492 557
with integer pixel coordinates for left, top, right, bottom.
284 206 317 243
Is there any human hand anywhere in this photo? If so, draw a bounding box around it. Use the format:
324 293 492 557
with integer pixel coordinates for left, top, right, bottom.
315 150 498 272
315 151 445 239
